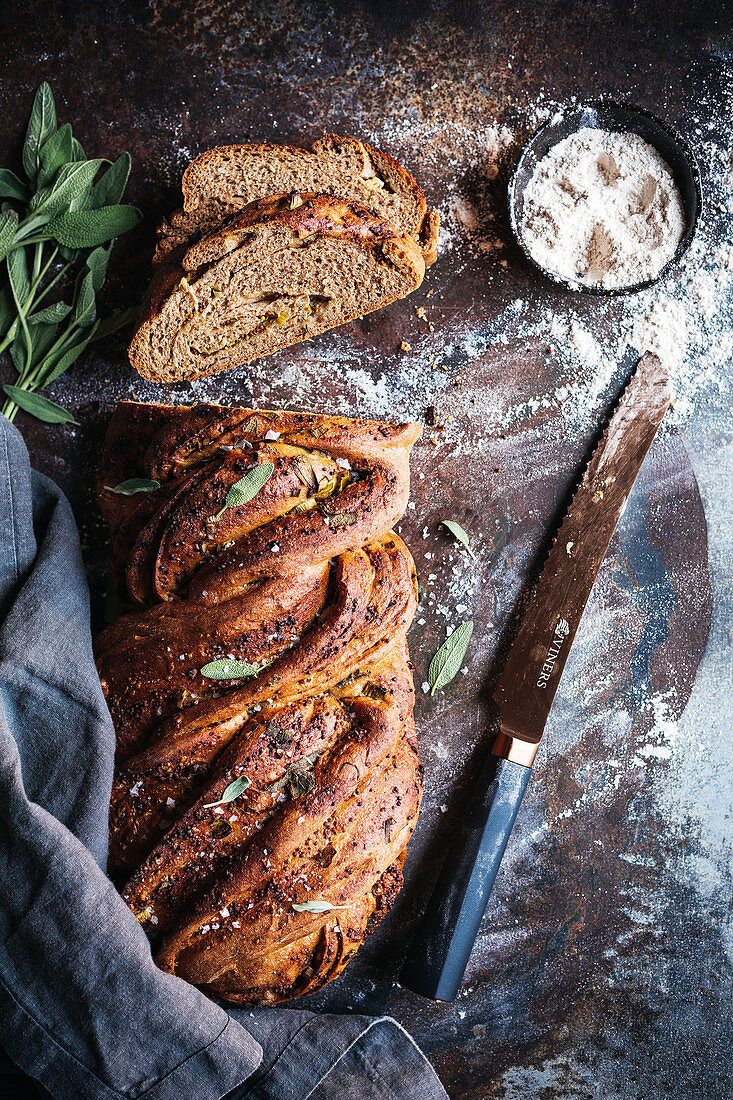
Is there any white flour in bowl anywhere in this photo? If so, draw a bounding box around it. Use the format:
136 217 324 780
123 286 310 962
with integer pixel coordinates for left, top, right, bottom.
520 128 686 288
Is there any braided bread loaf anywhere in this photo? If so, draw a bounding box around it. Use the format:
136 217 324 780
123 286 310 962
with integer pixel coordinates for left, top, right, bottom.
96 401 422 1004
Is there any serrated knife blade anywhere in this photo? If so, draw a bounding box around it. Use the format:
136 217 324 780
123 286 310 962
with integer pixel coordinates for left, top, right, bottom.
492 351 672 765
400 352 671 1002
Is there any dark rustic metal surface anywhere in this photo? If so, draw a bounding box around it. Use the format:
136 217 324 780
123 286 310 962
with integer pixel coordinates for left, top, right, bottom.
1 2 731 1097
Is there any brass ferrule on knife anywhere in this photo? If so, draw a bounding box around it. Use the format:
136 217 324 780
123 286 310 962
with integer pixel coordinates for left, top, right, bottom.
491 727 539 768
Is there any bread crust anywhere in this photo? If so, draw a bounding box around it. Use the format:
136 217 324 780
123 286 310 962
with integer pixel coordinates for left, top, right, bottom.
157 133 439 267
129 193 425 385
96 401 423 1004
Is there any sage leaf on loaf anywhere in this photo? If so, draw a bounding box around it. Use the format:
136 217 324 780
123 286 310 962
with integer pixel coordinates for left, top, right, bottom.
0 83 140 426
105 478 161 496
204 776 251 808
428 620 474 696
441 519 476 560
200 658 262 680
292 900 350 913
213 462 275 520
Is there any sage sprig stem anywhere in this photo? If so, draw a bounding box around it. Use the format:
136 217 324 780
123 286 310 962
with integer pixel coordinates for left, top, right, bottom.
0 83 141 424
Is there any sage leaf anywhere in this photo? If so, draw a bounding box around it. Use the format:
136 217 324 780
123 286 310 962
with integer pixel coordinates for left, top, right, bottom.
7 246 30 304
85 244 111 293
89 307 137 341
105 478 161 496
9 332 28 375
2 385 78 425
292 900 349 913
0 209 19 264
283 755 317 799
30 159 104 217
24 321 58 369
0 287 15 340
90 153 131 208
0 85 140 427
23 83 57 182
29 300 73 324
441 519 477 560
37 123 73 189
428 620 474 696
72 268 97 328
34 338 91 388
0 169 28 202
46 204 142 248
200 658 262 680
204 776 251 808
213 462 275 521
325 511 357 527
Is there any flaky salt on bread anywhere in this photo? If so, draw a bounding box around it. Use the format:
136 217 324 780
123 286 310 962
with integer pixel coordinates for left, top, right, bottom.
129 192 425 384
156 134 439 266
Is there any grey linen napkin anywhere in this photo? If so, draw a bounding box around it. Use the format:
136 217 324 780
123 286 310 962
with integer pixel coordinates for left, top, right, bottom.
0 414 448 1100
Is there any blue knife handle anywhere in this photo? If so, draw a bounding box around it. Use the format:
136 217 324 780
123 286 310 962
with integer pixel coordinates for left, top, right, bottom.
399 753 530 1002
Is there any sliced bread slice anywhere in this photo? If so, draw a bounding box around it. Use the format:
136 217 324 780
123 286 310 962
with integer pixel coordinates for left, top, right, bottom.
130 192 425 384
156 134 439 266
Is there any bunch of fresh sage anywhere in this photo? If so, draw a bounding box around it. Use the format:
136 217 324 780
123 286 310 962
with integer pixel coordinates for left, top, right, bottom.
0 82 141 424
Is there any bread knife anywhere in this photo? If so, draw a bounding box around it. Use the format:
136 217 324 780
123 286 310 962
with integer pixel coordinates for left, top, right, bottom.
400 352 671 1002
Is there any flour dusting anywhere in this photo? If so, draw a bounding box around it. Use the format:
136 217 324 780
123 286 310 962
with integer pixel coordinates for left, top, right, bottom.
520 128 686 288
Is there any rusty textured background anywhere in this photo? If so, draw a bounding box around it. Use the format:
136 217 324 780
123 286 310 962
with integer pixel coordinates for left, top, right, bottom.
1 2 731 1097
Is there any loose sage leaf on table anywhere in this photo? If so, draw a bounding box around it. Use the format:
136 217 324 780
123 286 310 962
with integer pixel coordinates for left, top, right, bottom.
441 519 477 560
204 776 251 808
428 620 474 696
105 478 161 496
292 900 349 913
2 385 78 424
213 462 275 520
200 658 263 680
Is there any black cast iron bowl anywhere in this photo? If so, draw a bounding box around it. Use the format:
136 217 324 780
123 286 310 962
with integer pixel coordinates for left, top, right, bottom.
508 101 703 294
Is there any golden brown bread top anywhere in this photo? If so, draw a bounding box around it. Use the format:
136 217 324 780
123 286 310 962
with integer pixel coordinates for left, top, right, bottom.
157 133 439 267
96 401 423 1003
